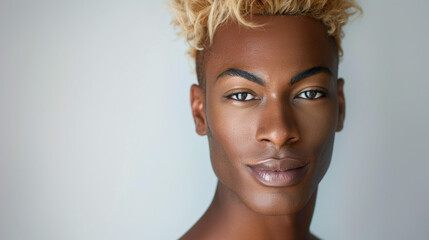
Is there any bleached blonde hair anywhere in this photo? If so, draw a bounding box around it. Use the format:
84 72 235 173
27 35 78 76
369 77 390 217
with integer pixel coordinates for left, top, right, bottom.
170 0 362 58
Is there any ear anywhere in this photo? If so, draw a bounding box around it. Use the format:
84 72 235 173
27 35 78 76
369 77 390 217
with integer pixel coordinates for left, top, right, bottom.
336 78 346 132
190 84 208 135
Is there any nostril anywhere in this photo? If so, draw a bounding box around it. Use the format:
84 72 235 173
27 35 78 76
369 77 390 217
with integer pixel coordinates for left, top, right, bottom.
255 117 300 147
287 136 299 144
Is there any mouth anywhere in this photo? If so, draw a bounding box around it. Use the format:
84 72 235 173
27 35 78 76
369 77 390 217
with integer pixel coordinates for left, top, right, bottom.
247 158 309 187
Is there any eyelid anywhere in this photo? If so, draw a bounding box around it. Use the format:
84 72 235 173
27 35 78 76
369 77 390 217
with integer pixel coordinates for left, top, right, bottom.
224 89 260 102
295 88 328 100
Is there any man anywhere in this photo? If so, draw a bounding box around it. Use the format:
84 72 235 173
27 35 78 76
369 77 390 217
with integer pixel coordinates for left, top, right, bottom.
170 0 361 239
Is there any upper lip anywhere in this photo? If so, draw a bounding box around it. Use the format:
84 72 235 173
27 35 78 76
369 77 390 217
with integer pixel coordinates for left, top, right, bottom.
248 158 308 171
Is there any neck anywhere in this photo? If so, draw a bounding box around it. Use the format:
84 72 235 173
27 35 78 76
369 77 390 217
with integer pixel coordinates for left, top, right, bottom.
181 182 319 240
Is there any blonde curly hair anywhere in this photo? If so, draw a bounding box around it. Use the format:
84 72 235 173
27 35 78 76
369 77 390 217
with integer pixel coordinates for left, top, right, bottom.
170 0 362 58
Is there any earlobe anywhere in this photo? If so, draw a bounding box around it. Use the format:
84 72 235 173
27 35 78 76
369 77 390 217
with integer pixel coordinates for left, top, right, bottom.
190 84 208 136
336 78 346 132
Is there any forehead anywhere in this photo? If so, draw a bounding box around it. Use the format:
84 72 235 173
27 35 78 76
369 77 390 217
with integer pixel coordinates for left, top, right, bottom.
204 15 337 82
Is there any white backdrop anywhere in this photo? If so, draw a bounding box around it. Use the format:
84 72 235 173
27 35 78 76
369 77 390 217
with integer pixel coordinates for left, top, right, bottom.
0 0 428 239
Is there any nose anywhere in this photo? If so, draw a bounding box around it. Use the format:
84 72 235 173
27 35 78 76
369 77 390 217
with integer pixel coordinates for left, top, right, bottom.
255 99 300 149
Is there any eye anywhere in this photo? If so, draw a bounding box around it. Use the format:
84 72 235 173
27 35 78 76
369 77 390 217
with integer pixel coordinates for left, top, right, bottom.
296 90 326 100
227 92 257 102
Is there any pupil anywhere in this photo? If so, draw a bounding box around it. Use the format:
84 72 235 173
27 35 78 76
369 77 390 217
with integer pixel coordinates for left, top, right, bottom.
240 93 247 100
306 91 316 99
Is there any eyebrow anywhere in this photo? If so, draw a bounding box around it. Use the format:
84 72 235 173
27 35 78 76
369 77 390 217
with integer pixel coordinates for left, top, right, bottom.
216 68 265 86
290 66 333 85
216 66 333 86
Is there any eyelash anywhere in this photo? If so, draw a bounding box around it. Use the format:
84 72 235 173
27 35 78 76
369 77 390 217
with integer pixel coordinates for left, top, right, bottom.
227 92 257 102
226 89 326 102
296 90 326 100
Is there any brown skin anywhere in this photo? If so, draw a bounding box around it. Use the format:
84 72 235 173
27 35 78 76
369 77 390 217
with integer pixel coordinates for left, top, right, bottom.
183 16 345 240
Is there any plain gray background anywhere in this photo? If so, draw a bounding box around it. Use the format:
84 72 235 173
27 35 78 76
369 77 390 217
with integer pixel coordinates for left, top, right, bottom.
1 0 428 239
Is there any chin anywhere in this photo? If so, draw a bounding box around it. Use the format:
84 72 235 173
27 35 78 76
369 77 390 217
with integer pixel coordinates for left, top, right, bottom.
236 182 317 216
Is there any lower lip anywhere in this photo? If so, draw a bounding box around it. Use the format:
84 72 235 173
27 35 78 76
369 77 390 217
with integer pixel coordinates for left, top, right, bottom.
249 165 309 187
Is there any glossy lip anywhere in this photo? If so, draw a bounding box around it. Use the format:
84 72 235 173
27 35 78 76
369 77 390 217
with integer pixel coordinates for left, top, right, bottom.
247 158 309 187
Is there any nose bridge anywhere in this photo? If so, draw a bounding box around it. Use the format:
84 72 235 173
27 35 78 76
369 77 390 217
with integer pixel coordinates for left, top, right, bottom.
256 96 299 148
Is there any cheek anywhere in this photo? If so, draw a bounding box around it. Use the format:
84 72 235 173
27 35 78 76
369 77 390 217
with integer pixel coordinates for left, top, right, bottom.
296 98 338 150
296 100 338 183
205 102 258 185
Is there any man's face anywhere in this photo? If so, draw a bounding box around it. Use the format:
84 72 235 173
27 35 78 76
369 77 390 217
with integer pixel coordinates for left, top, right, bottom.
191 16 345 215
